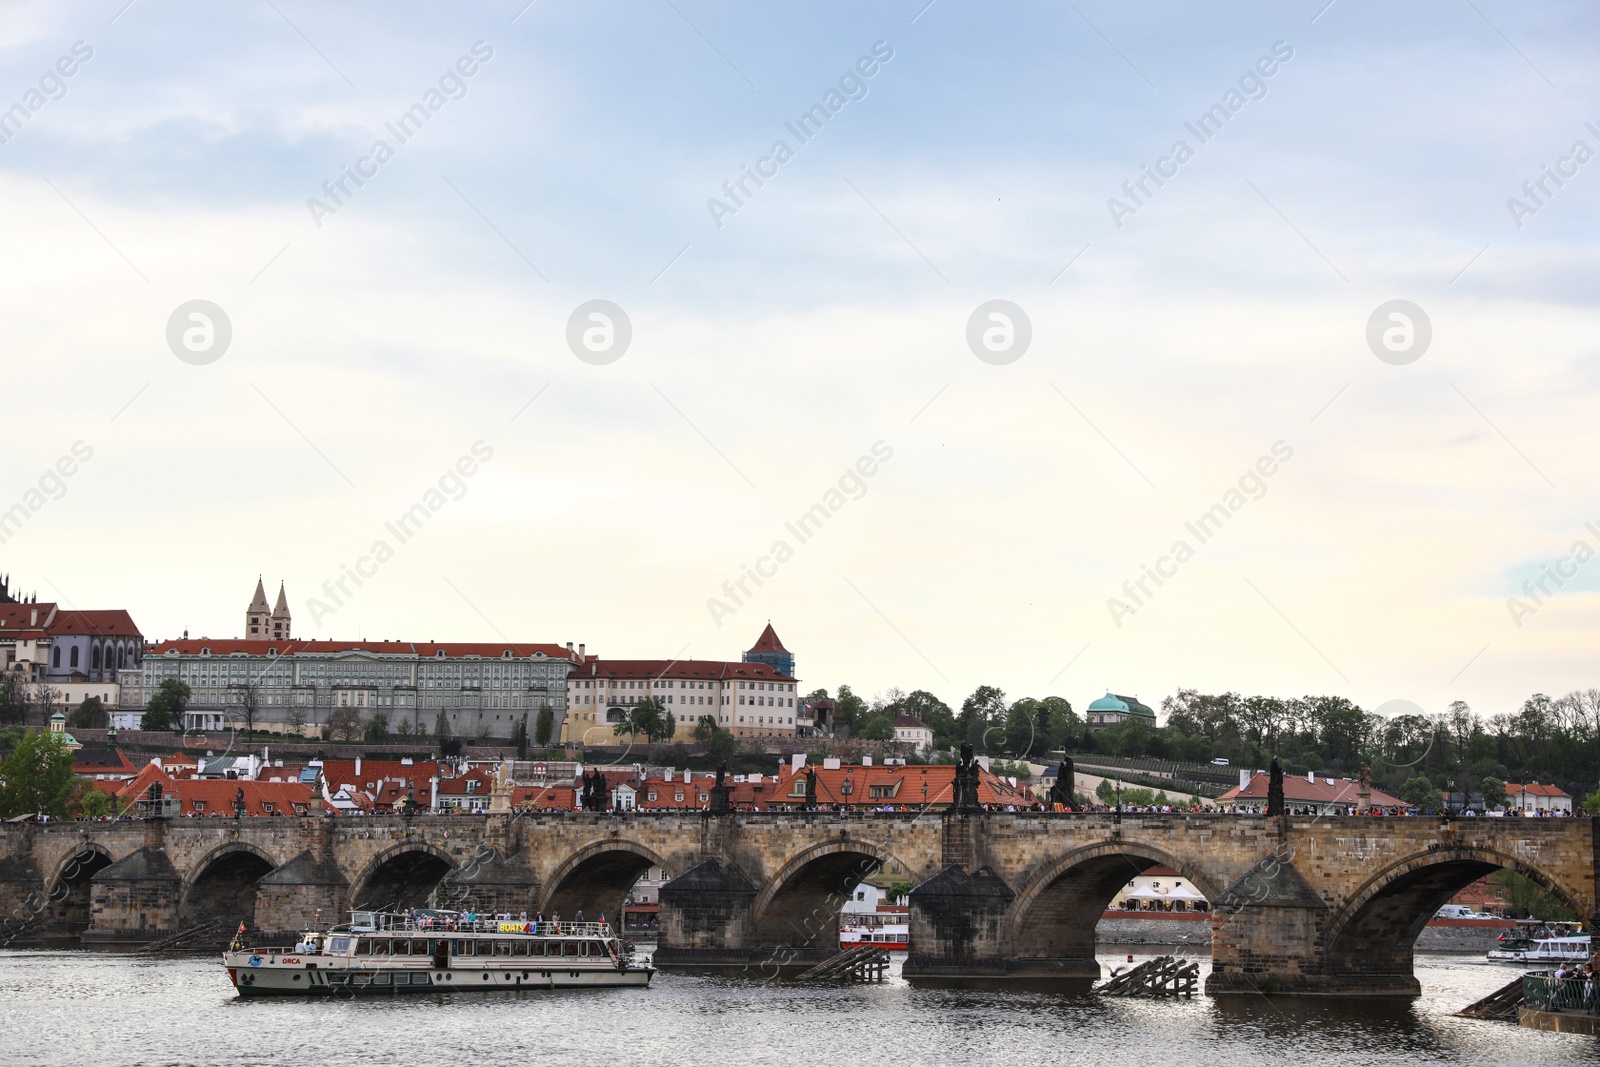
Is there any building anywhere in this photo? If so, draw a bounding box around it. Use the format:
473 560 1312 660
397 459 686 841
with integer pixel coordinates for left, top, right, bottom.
1507 782 1572 815
119 638 579 740
741 623 794 679
769 759 1036 810
114 763 321 817
798 695 835 737
1085 692 1156 728
0 600 143 711
245 578 292 640
563 657 800 744
893 716 934 753
1110 865 1209 913
1216 770 1405 814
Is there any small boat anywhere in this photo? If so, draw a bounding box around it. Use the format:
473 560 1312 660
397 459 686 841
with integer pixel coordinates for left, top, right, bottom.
223 909 655 996
839 886 909 952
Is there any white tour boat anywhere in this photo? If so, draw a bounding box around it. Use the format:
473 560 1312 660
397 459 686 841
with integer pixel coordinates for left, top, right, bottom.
1487 931 1591 964
839 884 909 952
223 909 655 996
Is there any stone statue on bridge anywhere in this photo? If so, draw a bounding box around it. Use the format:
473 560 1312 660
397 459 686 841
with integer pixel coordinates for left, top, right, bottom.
954 744 982 812
1267 757 1285 817
1048 756 1074 809
803 767 818 810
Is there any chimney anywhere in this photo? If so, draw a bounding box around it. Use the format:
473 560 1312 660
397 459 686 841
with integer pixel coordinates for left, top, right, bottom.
567 642 574 656
862 755 873 767
1239 768 1251 791
355 757 362 778
1308 770 1315 783
578 643 585 659
30 608 37 626
791 753 806 770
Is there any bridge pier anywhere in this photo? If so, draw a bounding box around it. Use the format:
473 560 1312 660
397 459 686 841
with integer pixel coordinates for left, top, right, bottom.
83 820 181 945
253 851 348 942
655 857 766 969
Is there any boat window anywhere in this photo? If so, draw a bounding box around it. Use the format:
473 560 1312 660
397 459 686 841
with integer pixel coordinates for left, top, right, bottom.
587 940 605 956
373 972 390 985
355 938 372 955
496 941 513 956
392 939 410 955
330 938 351 954
513 941 530 956
563 941 580 956
454 940 473 956
412 939 430 955
530 941 546 957
371 939 389 956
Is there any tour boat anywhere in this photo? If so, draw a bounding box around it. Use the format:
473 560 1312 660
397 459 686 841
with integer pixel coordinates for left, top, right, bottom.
1487 930 1591 964
222 909 655 995
839 893 909 952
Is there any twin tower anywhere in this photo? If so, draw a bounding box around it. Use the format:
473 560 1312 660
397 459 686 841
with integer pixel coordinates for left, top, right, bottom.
246 578 291 640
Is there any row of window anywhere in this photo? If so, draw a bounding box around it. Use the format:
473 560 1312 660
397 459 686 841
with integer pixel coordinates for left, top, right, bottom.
338 937 607 958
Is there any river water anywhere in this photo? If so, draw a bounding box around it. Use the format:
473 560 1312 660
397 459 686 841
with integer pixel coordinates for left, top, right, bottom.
1 948 1591 1066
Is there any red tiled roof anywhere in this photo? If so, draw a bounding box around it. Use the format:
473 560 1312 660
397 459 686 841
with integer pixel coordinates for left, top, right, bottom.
47 609 142 637
72 748 138 776
319 760 451 794
570 659 795 682
1217 773 1404 807
0 603 57 630
113 765 325 815
747 624 787 653
1508 782 1570 798
770 764 1033 809
893 717 929 729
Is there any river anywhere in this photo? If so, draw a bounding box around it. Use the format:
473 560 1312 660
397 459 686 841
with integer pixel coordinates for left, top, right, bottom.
0 948 1589 1066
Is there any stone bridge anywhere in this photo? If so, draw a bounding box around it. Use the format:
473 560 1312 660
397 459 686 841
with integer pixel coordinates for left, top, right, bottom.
0 811 1592 995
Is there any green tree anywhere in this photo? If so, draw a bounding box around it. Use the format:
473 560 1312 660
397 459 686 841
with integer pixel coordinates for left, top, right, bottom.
1095 778 1115 804
859 714 894 741
1480 776 1507 811
1400 776 1442 811
902 690 956 748
1003 699 1036 756
434 708 451 743
395 717 414 740
142 679 190 733
835 685 869 736
663 711 676 740
68 696 107 730
514 714 529 759
694 715 718 743
615 697 668 743
534 706 554 747
0 675 26 725
68 783 117 820
364 711 389 743
0 730 77 818
706 726 739 765
959 685 1007 751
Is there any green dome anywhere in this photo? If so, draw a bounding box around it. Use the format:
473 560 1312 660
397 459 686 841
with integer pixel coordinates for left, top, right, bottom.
1087 692 1155 718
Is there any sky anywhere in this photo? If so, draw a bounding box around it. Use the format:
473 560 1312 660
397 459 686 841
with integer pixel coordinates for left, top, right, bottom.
1 0 1597 723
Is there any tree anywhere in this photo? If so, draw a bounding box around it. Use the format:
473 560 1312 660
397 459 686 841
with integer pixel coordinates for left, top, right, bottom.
663 711 676 740
364 711 389 743
694 715 719 743
395 717 414 740
706 726 739 765
534 706 554 747
958 685 1007 750
0 730 77 818
834 685 869 737
68 783 117 820
859 714 894 742
514 714 529 759
286 705 308 738
68 696 107 730
0 675 26 725
1095 778 1115 804
434 709 451 744
1400 776 1442 811
327 706 363 743
901 690 955 748
142 679 190 733
1003 699 1036 756
238 680 260 738
1480 776 1507 811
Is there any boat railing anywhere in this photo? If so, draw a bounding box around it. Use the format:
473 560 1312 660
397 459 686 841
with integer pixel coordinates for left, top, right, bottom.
1523 970 1600 1015
353 914 615 938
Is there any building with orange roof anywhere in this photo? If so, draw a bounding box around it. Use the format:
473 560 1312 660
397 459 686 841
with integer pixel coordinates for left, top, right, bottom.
565 652 798 745
770 760 1035 811
0 599 144 712
112 763 324 817
119 637 584 741
742 623 794 679
1216 770 1404 814
1507 782 1572 815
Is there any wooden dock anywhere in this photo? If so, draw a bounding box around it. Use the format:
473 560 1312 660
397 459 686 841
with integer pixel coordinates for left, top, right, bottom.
1456 976 1524 1020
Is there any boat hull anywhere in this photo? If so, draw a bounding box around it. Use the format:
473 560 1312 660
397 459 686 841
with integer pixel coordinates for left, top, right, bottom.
224 955 654 996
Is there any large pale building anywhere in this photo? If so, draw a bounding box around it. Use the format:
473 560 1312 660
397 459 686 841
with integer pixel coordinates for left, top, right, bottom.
119 638 580 739
564 657 800 745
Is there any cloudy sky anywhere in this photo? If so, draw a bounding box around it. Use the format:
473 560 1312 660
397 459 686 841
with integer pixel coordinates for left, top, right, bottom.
2 1 1597 721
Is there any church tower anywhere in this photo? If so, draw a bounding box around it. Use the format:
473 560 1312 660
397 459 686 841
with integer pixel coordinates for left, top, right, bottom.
271 582 291 640
246 578 270 638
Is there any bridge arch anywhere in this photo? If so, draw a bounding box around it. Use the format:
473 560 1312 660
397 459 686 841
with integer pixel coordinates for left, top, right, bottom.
179 843 278 929
44 844 115 936
1004 841 1222 960
1323 846 1586 979
351 843 456 911
539 839 670 923
749 838 913 952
